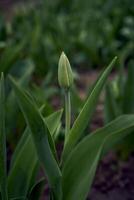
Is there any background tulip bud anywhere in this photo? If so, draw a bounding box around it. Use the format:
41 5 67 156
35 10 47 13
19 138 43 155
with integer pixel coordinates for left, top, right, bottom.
58 52 73 89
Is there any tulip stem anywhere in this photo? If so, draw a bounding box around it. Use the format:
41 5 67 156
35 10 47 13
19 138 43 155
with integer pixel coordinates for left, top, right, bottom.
65 90 71 137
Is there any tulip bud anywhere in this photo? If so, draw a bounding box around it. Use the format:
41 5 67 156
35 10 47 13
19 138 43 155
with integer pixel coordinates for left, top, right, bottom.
58 52 73 89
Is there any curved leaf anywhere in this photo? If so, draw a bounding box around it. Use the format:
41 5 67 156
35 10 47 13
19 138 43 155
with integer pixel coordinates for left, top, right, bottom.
9 76 62 200
62 115 134 200
62 57 117 161
9 108 63 198
8 134 38 199
11 108 63 167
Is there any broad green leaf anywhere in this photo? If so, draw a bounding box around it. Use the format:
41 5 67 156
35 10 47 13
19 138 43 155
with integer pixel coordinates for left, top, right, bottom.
0 73 8 200
9 77 62 200
28 178 45 200
9 108 63 198
11 109 63 167
62 115 134 200
10 128 30 167
8 133 38 199
62 57 117 161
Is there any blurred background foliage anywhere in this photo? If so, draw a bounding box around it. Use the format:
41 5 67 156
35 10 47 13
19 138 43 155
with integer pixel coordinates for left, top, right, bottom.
104 59 134 158
0 0 134 77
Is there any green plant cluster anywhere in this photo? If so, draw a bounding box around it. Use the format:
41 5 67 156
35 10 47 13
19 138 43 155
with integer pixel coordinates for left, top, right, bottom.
104 59 134 157
1 53 134 200
4 58 57 149
0 0 134 76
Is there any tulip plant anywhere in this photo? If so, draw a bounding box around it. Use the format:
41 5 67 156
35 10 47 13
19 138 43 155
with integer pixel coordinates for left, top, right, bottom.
1 53 134 200
104 59 134 157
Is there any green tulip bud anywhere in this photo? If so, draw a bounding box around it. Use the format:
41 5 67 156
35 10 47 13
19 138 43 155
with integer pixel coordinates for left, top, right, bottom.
58 52 73 89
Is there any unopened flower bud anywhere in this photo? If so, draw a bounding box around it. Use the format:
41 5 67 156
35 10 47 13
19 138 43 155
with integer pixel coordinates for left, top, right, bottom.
58 52 73 89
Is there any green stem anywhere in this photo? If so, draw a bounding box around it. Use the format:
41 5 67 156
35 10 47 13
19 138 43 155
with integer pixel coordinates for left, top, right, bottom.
65 90 71 137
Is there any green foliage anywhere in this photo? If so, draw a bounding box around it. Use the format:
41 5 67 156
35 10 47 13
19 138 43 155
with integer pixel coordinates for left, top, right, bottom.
0 73 63 199
0 53 133 199
62 57 117 161
0 0 134 77
3 58 58 150
62 115 134 200
0 40 26 75
104 59 134 157
1 52 134 199
7 108 63 199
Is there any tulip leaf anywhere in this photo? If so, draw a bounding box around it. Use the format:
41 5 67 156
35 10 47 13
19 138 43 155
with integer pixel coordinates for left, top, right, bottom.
8 133 38 199
62 115 134 200
9 108 63 198
11 108 63 167
9 76 62 199
62 57 117 161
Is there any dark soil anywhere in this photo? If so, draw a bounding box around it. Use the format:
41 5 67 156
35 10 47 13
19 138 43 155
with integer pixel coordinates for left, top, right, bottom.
89 152 134 200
